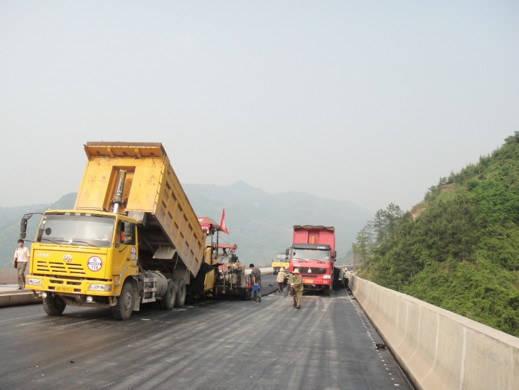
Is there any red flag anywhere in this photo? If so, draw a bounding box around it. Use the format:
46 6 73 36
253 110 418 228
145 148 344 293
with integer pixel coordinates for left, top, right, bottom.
220 209 229 234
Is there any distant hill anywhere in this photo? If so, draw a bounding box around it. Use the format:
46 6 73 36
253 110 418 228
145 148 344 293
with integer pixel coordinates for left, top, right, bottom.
184 181 372 265
0 193 76 268
0 183 372 268
356 132 519 336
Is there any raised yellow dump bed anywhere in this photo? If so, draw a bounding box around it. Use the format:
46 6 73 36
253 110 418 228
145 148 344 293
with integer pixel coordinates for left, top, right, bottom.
75 142 206 277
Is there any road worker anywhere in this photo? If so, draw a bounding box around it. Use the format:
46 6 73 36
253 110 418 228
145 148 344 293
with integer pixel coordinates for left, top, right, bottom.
286 270 294 297
291 268 303 309
276 267 287 294
249 263 262 302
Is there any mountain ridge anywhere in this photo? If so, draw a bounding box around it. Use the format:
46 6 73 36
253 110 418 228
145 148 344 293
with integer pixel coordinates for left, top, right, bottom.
0 183 372 268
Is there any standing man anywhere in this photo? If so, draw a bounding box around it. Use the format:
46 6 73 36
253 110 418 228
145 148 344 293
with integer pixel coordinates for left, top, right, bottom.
249 263 262 302
285 270 294 297
13 239 30 290
276 267 287 294
291 268 303 309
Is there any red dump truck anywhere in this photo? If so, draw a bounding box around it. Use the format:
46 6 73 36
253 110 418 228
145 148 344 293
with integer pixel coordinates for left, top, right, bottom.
288 225 336 295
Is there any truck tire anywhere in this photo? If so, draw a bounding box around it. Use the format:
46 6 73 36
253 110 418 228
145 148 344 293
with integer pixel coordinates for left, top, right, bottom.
175 279 186 307
43 293 66 316
324 285 332 296
159 280 176 311
112 282 134 321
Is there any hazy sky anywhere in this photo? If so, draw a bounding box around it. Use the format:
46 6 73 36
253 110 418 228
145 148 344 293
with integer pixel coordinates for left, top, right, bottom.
1 1 518 212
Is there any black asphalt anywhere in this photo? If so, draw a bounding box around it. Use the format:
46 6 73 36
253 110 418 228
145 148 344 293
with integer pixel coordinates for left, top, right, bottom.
0 274 413 389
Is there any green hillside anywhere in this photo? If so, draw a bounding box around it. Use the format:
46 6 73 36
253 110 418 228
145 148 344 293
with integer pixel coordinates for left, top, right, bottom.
0 184 371 268
355 132 519 336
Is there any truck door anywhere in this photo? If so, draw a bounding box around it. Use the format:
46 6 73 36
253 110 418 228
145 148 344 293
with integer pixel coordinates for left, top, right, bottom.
113 221 138 278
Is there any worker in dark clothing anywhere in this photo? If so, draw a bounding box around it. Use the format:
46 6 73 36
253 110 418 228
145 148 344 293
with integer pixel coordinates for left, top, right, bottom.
286 270 294 297
249 263 262 302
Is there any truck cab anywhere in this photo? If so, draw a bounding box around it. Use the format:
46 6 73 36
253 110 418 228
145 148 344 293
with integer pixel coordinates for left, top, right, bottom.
288 225 336 295
25 210 139 314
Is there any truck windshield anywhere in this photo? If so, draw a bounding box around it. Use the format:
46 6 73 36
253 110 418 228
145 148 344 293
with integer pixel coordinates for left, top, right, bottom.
36 214 115 248
292 249 330 261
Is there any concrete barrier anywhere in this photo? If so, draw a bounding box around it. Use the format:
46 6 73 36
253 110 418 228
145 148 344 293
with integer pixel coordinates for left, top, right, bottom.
0 287 42 307
0 269 42 307
349 274 519 390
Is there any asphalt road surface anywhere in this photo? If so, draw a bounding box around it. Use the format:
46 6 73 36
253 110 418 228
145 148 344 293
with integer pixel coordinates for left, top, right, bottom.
0 275 413 390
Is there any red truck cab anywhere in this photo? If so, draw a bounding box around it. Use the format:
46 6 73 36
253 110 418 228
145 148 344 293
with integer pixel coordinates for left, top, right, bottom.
288 225 336 295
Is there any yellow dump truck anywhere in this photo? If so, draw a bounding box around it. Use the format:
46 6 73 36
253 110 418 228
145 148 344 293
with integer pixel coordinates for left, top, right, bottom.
22 142 220 320
272 251 289 274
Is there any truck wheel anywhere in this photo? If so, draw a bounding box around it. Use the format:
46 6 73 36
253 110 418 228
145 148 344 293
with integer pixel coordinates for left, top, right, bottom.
160 280 176 311
112 282 134 320
175 279 186 307
325 286 332 296
43 294 66 316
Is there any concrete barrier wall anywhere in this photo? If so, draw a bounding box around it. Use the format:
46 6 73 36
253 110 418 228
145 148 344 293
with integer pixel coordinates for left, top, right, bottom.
0 291 42 307
349 274 519 390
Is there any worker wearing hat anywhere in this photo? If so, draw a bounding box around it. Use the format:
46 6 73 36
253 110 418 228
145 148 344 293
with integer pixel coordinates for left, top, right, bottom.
276 267 287 294
291 268 303 309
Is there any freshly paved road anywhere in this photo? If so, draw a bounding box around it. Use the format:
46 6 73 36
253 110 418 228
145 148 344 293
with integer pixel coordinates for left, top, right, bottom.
0 275 413 390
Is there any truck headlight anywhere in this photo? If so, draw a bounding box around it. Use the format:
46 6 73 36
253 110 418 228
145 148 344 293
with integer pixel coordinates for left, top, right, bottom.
27 278 42 286
88 284 112 292
323 275 331 280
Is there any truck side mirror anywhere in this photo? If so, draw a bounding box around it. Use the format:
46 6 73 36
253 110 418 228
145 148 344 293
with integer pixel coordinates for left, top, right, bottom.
20 215 29 240
19 213 41 240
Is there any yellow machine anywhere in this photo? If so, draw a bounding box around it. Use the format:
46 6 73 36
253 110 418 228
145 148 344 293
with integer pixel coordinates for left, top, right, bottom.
272 251 289 274
22 142 220 320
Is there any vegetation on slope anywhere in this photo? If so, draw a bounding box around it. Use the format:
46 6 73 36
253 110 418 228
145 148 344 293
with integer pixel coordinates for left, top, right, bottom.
354 132 519 337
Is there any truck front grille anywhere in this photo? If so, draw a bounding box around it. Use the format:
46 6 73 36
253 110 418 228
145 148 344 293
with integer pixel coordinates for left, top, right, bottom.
35 260 86 277
298 267 328 275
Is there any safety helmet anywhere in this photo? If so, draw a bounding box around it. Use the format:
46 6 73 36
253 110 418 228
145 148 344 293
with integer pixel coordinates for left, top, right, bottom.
293 269 300 274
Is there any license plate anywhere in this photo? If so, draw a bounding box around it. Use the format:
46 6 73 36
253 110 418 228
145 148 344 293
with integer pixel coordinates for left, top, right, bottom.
55 285 74 293
304 279 314 284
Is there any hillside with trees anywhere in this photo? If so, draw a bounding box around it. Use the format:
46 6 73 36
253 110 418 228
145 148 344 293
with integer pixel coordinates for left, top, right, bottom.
354 132 519 336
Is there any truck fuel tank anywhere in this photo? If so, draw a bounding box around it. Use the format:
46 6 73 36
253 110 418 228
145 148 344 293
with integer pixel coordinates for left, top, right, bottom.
140 271 169 298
